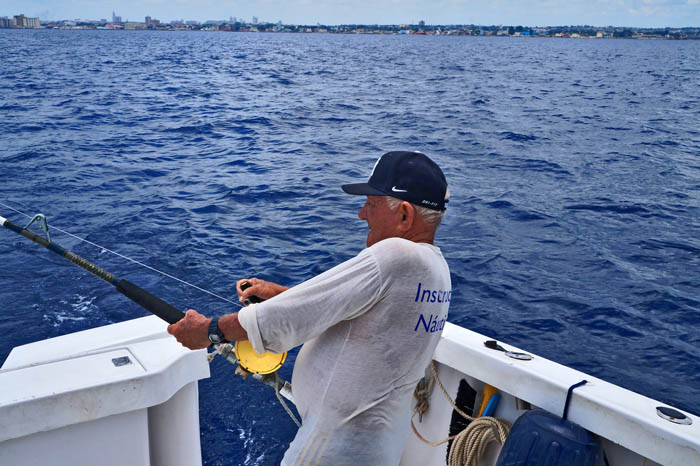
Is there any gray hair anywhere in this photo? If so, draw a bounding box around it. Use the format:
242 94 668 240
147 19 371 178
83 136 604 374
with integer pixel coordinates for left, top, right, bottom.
384 186 450 228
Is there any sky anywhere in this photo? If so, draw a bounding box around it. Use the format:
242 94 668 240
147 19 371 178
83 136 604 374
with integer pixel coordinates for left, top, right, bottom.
2 0 700 27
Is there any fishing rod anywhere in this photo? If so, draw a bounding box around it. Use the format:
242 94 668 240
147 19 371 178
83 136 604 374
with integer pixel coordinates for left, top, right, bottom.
1 213 186 324
0 212 296 409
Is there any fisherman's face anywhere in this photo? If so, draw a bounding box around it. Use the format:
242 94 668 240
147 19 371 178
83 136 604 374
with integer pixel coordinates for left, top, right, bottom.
358 196 402 247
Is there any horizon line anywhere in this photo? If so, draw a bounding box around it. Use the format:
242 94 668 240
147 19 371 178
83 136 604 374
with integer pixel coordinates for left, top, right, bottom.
5 15 699 30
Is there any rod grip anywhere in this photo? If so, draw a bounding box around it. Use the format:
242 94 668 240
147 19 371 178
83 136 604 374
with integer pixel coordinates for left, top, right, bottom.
116 279 185 324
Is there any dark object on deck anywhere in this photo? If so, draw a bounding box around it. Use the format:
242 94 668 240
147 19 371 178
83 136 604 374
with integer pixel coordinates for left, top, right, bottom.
446 379 477 464
494 409 600 466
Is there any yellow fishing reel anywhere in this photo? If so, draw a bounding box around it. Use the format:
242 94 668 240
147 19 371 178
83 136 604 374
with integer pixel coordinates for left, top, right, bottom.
234 340 286 374
233 280 287 374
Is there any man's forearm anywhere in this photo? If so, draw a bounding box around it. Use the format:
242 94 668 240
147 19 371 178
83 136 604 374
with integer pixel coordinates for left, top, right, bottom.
218 313 248 342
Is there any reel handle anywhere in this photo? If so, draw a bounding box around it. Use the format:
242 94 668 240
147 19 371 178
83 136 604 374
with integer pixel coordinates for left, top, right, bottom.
240 280 263 306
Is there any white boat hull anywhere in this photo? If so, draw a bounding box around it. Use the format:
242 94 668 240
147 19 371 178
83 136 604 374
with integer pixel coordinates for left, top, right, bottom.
1 316 697 465
0 316 209 466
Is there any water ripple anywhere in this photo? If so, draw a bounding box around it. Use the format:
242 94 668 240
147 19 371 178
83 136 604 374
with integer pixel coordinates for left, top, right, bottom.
1 30 699 465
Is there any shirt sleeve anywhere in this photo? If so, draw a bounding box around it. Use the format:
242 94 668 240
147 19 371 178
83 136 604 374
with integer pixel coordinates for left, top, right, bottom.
237 248 383 354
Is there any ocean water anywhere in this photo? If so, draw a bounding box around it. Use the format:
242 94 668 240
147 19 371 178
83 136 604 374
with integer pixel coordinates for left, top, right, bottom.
0 30 699 465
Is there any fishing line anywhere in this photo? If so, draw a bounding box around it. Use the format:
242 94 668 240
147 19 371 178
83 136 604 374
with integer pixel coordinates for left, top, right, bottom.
0 200 241 308
2 200 296 414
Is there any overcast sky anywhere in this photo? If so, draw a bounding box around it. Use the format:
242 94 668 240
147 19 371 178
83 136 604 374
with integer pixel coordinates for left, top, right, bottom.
2 0 700 27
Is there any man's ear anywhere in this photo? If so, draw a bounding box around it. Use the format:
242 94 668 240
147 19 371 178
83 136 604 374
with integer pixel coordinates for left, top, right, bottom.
398 201 415 231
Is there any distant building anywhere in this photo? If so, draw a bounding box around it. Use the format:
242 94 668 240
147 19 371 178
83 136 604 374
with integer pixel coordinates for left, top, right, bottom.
145 16 151 26
12 14 40 28
112 12 122 23
186 20 200 26
252 16 258 24
124 22 147 30
0 16 11 28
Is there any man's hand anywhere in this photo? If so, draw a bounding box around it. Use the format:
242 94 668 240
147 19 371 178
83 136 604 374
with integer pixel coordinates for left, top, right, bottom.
167 309 212 350
236 277 289 303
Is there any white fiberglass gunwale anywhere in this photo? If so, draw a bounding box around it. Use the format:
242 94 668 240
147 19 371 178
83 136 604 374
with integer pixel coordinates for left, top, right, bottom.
1 316 698 466
428 322 699 466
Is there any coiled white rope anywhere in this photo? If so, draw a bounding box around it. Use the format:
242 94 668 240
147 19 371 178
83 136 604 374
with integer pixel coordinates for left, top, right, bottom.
411 361 511 466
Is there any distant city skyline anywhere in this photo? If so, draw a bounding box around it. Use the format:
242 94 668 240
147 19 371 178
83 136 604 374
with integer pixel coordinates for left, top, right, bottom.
2 0 700 28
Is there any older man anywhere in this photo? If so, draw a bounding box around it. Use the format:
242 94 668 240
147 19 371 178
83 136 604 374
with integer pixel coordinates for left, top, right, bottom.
168 151 451 465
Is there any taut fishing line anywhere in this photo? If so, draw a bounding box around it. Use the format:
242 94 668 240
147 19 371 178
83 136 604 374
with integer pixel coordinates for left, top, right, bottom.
0 200 242 309
1 199 296 418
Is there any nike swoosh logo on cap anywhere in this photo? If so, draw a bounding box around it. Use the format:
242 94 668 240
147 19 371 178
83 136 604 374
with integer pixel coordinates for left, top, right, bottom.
392 186 408 192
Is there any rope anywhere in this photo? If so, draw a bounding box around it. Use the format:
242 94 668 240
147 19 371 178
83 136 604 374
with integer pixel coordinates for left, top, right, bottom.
447 418 511 466
411 361 512 466
413 368 435 422
0 200 241 308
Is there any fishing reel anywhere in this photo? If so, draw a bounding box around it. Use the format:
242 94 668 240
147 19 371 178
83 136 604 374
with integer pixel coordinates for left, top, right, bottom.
232 280 287 375
209 281 287 375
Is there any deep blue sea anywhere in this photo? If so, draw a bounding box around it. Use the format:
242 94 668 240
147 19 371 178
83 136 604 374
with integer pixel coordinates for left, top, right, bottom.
1 30 699 465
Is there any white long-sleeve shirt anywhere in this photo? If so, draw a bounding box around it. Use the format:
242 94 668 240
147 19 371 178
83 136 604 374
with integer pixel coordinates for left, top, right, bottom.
238 237 451 466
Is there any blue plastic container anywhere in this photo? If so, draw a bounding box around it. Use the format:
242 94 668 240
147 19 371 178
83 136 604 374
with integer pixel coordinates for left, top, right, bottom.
494 409 600 466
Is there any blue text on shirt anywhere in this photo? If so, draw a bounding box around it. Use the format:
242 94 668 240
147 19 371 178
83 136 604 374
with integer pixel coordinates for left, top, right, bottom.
414 282 452 303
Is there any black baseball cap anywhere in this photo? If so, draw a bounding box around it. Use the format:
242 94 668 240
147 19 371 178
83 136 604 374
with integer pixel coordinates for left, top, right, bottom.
342 151 448 211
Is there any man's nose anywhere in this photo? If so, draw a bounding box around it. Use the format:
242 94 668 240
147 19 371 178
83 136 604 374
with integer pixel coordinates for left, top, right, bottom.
358 204 367 220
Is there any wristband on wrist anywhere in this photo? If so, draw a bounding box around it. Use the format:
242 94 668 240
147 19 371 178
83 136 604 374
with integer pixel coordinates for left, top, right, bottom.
208 317 228 345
